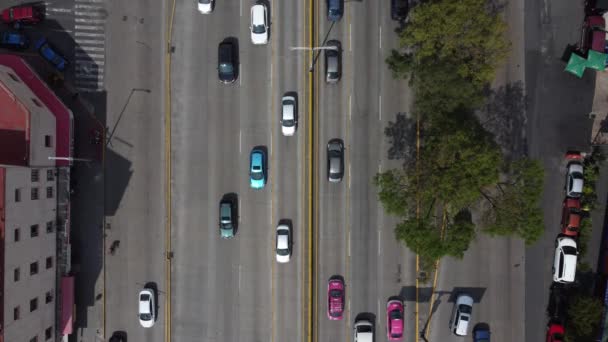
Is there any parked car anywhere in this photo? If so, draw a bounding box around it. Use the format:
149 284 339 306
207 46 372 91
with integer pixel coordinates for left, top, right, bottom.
327 138 344 182
325 40 342 83
473 325 491 342
327 277 345 320
561 198 581 237
449 293 473 336
281 94 297 136
583 16 606 53
249 147 266 189
0 31 28 49
250 4 268 45
197 0 213 14
275 223 291 263
386 299 404 341
219 197 236 238
553 236 578 283
327 0 343 21
546 322 565 342
218 40 237 83
391 0 409 21
1 5 43 24
35 38 68 71
138 288 156 328
565 161 584 198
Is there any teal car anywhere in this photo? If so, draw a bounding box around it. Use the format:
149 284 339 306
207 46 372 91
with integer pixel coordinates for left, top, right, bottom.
249 148 266 189
219 198 235 238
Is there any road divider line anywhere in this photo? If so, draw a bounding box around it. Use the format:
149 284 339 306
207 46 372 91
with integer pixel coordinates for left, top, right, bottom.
239 130 242 154
240 0 243 16
238 264 242 293
379 95 382 121
379 26 382 50
378 229 381 255
239 64 243 87
348 164 351 189
349 23 352 52
349 95 352 121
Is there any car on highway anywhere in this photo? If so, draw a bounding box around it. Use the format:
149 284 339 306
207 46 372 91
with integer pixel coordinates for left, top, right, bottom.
561 198 581 237
354 319 373 342
250 4 268 45
35 38 68 71
449 293 473 336
281 94 297 136
327 138 344 182
553 236 578 283
198 0 213 14
275 223 292 263
327 277 345 320
218 40 237 83
327 0 343 21
1 5 43 25
473 325 491 342
249 148 266 189
386 299 404 340
325 40 342 83
546 322 565 342
391 0 409 21
219 198 236 238
109 331 127 342
565 161 584 198
0 31 28 49
138 288 156 328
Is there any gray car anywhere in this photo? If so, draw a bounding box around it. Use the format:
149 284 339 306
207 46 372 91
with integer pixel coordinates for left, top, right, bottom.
325 40 341 84
327 139 344 182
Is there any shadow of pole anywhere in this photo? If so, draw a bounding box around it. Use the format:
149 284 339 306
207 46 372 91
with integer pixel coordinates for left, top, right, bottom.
105 88 151 146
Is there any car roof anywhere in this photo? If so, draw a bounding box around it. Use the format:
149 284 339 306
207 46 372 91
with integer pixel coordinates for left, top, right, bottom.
252 4 265 22
277 233 289 249
456 293 473 306
568 162 583 173
251 150 263 163
282 100 294 120
561 254 578 280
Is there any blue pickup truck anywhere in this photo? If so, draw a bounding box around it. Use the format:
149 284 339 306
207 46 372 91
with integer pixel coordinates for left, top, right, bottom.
0 31 28 49
35 38 68 71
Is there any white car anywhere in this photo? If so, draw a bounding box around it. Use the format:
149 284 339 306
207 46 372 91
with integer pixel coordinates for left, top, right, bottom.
566 162 584 198
449 293 473 336
276 223 291 263
553 236 578 283
197 0 213 14
138 288 156 328
250 4 268 45
281 95 297 136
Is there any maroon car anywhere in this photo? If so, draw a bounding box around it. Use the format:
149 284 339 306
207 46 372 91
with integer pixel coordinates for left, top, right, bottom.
1 5 43 24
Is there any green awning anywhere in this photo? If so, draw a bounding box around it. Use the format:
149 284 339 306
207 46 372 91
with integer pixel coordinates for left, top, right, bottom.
565 53 588 78
587 50 608 71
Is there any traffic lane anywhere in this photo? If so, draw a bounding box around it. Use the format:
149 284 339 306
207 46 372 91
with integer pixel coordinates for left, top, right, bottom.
428 236 525 342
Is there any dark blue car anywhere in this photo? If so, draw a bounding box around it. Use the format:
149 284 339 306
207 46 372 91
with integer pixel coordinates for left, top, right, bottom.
35 38 68 71
0 31 28 49
473 327 490 342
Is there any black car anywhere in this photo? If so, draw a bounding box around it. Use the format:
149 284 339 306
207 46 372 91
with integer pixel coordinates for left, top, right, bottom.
109 331 127 342
391 0 409 21
218 40 237 83
327 138 344 182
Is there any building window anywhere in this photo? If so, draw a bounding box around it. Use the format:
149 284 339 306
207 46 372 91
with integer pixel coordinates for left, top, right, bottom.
44 135 52 147
14 228 20 242
13 306 20 320
30 261 38 275
8 72 19 82
31 187 39 200
14 268 20 281
46 257 53 269
30 224 39 237
45 327 52 340
31 169 39 182
45 291 53 303
15 188 21 202
46 221 54 233
32 98 43 107
46 186 54 198
30 336 37 342
30 297 38 312
47 169 54 181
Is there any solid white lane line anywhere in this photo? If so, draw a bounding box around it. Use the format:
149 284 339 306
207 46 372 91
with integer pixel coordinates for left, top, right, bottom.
348 164 351 189
349 24 352 52
348 238 351 257
379 26 382 50
349 95 352 121
378 229 381 255
239 64 242 86
240 0 243 16
379 95 382 121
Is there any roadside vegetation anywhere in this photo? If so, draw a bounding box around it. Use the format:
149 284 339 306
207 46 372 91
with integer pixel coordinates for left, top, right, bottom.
376 0 545 267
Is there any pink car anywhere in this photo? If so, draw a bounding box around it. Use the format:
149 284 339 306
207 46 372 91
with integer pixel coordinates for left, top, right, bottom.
327 278 345 320
386 299 404 341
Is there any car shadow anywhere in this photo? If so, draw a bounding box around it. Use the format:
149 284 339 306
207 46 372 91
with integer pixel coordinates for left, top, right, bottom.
221 36 239 80
221 192 239 234
144 281 159 322
109 330 127 342
329 274 344 283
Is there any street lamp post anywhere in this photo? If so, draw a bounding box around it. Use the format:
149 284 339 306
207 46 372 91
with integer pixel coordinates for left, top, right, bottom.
290 46 339 72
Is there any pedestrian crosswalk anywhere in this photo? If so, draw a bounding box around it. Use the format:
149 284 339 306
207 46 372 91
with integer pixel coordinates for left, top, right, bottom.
46 0 107 92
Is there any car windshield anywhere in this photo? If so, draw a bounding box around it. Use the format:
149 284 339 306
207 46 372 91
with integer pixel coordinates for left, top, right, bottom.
277 248 289 256
390 310 402 320
329 9 340 15
358 325 372 333
329 71 339 78
140 313 152 321
199 0 210 3
459 304 472 314
219 63 233 74
562 246 577 255
283 119 295 127
253 24 265 34
330 289 342 297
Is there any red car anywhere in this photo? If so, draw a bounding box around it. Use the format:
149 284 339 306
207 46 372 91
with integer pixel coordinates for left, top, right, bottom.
1 5 43 24
386 299 404 341
546 323 565 342
561 198 582 237
565 151 583 161
327 278 344 320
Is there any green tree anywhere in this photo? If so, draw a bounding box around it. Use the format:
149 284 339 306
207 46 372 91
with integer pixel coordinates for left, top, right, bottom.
482 158 545 244
566 295 604 341
374 169 412 217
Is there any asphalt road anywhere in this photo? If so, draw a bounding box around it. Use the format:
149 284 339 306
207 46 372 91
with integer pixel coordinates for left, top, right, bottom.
170 1 307 341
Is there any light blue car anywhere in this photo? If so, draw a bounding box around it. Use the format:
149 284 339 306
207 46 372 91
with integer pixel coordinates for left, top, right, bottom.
249 148 266 189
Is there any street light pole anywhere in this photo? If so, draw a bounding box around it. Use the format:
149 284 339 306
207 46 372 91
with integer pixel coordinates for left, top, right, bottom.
290 46 339 72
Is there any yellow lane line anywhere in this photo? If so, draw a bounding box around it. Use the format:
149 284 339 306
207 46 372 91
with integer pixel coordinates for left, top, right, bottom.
423 210 446 339
301 0 310 341
270 1 277 342
164 0 176 341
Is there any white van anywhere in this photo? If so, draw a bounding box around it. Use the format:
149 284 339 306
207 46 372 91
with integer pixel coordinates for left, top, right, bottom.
449 293 473 336
354 319 373 342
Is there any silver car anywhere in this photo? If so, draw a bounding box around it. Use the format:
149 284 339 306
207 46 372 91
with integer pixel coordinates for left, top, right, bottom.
325 40 341 84
138 288 156 328
281 94 297 136
327 139 344 182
